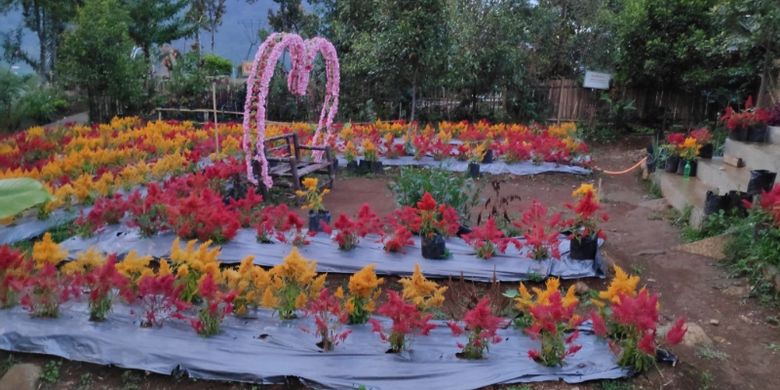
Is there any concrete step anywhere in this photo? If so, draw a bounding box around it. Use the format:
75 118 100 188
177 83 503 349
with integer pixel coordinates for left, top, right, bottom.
770 126 780 145
724 138 780 173
652 171 714 227
696 158 751 193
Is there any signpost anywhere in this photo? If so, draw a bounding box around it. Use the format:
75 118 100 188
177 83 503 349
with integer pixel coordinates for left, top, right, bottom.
584 71 612 90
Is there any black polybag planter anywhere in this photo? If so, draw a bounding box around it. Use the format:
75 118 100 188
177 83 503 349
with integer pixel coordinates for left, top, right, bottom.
482 149 494 164
729 127 748 141
308 210 331 233
421 234 447 260
664 155 680 173
357 160 371 175
747 169 777 195
699 143 713 159
346 160 358 173
675 159 697 177
456 225 472 238
371 160 384 174
728 190 752 217
747 124 768 143
704 191 729 216
569 235 598 260
467 162 480 178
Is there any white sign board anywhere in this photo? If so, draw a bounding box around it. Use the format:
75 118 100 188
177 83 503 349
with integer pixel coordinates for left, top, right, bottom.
583 71 612 90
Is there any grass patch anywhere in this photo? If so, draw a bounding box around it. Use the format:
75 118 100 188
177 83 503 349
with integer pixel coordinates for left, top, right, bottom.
0 354 19 377
40 360 61 385
599 379 634 390
696 346 729 360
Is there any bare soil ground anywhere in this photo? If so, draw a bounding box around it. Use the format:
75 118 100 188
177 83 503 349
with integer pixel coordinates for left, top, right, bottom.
2 143 779 390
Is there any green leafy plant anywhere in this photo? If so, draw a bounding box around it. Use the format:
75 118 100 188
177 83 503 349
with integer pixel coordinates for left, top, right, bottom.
0 178 51 219
40 360 61 384
389 167 480 222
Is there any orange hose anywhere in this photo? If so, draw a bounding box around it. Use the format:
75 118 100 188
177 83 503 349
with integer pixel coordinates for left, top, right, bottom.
596 157 647 175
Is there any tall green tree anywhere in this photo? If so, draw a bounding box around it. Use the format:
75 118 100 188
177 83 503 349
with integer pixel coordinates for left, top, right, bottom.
446 0 533 120
0 0 81 79
347 0 448 121
711 0 780 107
58 0 144 122
186 0 227 52
121 0 193 60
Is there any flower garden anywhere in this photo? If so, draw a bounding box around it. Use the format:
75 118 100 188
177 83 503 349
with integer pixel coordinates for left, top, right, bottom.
0 32 698 389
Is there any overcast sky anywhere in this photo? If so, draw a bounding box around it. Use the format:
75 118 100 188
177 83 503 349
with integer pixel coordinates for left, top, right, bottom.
0 0 275 74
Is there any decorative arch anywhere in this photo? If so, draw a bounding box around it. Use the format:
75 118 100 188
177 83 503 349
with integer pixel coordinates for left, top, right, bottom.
242 32 340 187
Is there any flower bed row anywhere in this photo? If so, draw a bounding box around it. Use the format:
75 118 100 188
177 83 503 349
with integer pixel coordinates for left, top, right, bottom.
1 236 684 373
72 160 606 262
0 118 590 221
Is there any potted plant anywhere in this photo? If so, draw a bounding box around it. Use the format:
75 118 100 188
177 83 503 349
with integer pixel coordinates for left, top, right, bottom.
720 97 770 142
662 133 685 173
447 298 505 359
676 136 700 177
416 192 460 259
360 139 382 174
467 142 487 178
295 177 331 233
689 128 713 159
564 184 607 260
343 141 358 173
482 138 495 164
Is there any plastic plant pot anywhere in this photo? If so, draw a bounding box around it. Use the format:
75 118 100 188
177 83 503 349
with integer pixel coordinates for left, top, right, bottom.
308 210 331 233
468 162 480 178
729 127 748 141
747 124 768 143
704 191 729 216
664 155 680 173
421 233 447 260
345 160 358 173
482 149 494 164
746 169 776 195
371 161 384 175
569 235 598 260
728 190 752 218
698 143 713 159
357 160 371 175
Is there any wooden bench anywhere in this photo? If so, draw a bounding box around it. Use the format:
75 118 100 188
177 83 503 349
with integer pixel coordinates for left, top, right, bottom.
252 133 336 196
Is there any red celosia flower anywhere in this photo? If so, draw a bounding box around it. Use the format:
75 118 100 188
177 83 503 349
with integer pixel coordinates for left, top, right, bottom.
449 298 505 359
462 217 521 259
84 255 133 320
525 291 581 366
665 317 687 346
638 330 656 355
417 192 437 211
590 310 608 337
228 190 264 228
17 263 81 317
370 290 435 353
383 225 414 253
611 289 658 332
303 288 351 351
0 245 25 307
136 273 189 328
665 132 686 146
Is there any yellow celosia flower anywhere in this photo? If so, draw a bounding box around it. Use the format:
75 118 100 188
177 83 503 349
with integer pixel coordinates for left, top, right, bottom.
348 264 384 298
261 287 278 308
399 264 447 310
158 259 173 277
572 183 596 198
27 126 45 138
598 265 640 304
61 247 105 275
116 250 152 279
169 238 220 275
32 233 67 267
271 247 318 284
334 286 345 299
515 277 578 311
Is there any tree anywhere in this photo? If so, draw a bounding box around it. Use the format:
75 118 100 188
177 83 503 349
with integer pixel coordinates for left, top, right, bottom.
614 0 715 92
711 0 780 107
121 0 193 60
446 0 534 120
186 0 227 52
346 0 448 121
58 0 145 122
0 0 81 80
261 0 320 36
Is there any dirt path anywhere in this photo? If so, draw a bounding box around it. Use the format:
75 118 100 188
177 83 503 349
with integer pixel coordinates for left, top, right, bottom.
2 144 778 389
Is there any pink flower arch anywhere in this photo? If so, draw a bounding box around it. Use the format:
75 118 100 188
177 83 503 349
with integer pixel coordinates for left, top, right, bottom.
242 32 340 187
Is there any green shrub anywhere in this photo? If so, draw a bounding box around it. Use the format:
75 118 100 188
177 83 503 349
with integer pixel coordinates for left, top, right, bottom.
388 167 480 223
724 209 780 303
0 68 67 132
202 54 232 77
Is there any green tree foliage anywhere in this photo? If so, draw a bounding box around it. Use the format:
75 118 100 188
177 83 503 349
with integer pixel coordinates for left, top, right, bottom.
0 67 65 131
186 0 227 52
121 0 193 60
58 0 145 123
0 0 81 80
